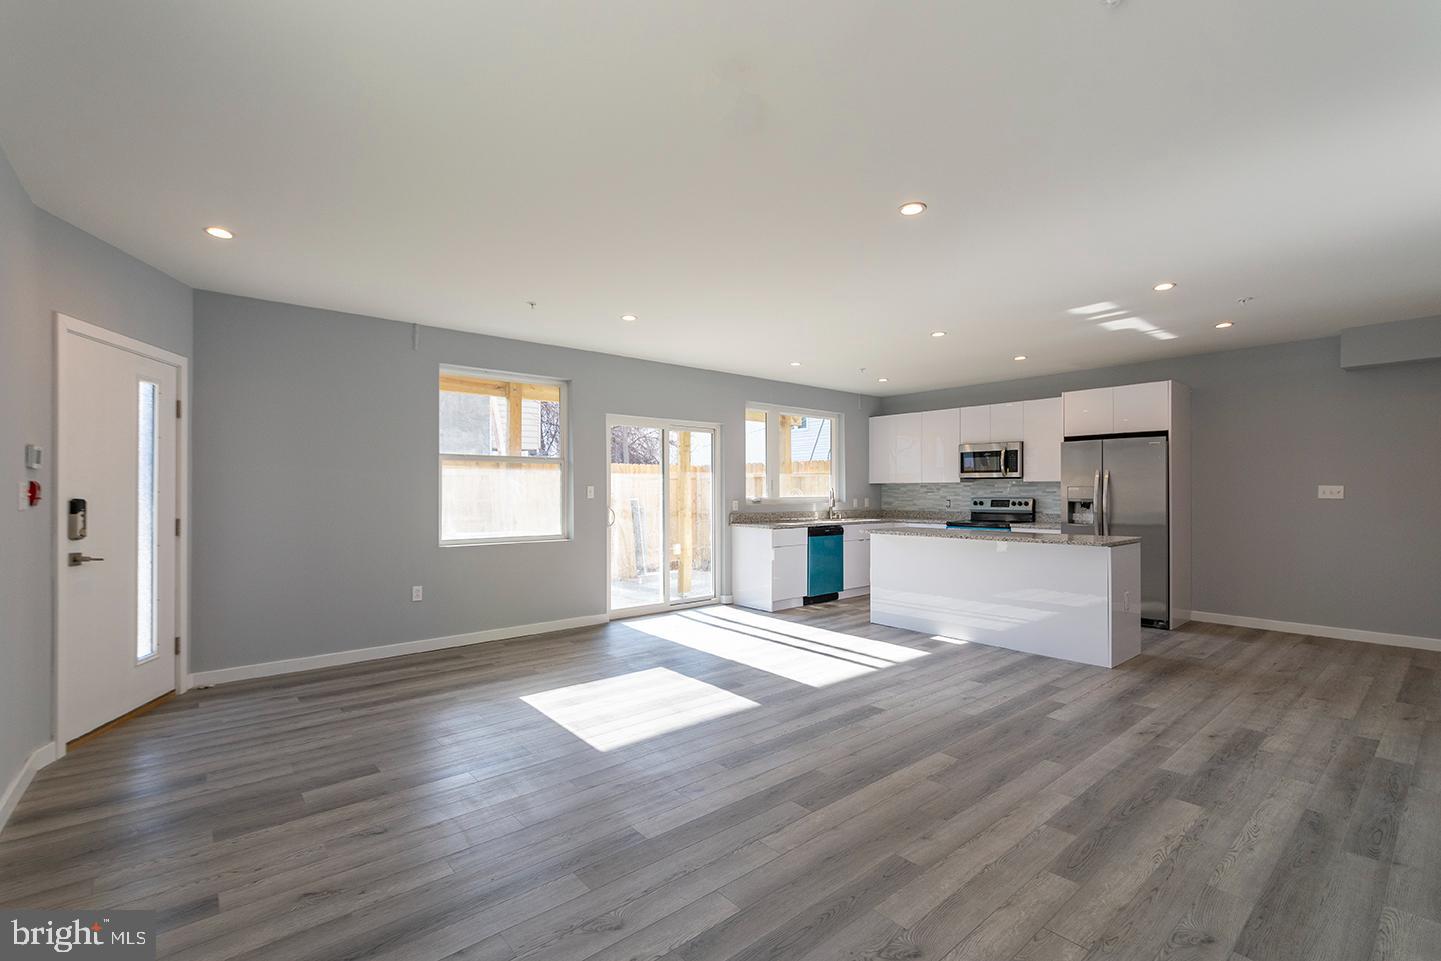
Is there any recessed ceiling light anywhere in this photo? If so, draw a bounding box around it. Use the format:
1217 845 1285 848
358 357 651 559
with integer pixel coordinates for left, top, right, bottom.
1013 355 1027 361
621 314 637 322
930 331 946 338
1215 321 1234 329
204 226 234 240
877 377 888 383
899 201 927 216
789 361 802 367
1152 281 1177 292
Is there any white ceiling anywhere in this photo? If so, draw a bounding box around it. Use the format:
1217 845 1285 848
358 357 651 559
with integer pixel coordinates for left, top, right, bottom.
3 1 1440 394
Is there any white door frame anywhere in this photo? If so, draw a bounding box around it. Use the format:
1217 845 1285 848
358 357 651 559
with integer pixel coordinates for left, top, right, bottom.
53 313 190 759
605 414 723 619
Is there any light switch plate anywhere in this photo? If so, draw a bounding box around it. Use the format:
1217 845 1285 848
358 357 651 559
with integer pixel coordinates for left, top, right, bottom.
585 485 595 499
411 586 423 602
1318 485 1345 500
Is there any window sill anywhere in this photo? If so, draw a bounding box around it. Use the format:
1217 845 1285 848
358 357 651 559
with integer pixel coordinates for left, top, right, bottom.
441 535 572 548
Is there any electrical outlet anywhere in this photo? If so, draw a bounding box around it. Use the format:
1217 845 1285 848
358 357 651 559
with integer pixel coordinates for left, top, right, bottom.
411 586 423 602
864 497 870 508
1317 485 1345 500
585 485 595 499
1124 591 1132 613
731 500 739 512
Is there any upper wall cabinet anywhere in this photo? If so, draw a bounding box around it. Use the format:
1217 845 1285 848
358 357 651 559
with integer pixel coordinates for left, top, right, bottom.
1062 387 1115 437
1021 397 1062 482
920 409 960 482
958 405 991 444
1063 381 1174 437
989 401 1024 441
871 397 1063 484
869 412 923 484
1113 381 1170 433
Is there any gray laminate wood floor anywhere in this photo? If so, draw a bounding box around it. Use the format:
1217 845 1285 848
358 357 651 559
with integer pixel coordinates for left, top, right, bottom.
3 598 1438 960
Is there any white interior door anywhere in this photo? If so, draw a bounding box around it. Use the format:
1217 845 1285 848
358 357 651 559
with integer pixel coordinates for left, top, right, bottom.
57 323 179 743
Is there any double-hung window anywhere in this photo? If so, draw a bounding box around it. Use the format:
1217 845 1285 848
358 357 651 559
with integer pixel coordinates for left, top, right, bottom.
744 404 840 502
440 366 568 543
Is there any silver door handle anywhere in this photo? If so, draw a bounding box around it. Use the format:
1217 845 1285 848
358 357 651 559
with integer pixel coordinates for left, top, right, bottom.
1102 470 1112 536
68 553 105 566
607 507 616 527
1091 471 1101 535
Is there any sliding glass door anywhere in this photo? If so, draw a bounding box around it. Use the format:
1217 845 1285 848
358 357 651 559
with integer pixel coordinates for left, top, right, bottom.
608 419 718 614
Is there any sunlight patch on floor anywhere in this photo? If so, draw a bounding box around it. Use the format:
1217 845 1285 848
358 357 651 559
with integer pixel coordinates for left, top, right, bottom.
520 667 757 751
694 607 929 664
628 613 876 687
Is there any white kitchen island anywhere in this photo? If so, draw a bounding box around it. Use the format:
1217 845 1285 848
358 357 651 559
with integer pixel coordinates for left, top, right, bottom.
868 527 1143 668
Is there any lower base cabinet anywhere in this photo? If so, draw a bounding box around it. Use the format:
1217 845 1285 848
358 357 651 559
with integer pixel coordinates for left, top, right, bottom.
842 536 869 591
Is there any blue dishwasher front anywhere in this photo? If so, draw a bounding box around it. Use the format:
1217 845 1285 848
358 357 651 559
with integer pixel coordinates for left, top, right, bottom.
805 525 845 601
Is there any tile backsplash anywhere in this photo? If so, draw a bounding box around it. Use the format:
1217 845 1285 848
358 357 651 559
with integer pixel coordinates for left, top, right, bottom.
879 481 1062 520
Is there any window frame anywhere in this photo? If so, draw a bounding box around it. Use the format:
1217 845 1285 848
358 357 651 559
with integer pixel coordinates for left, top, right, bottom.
438 364 571 546
744 402 843 504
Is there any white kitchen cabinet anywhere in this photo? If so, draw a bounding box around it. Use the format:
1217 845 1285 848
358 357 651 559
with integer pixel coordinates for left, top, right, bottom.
731 527 809 611
989 402 1024 442
772 545 807 601
842 538 870 591
1063 387 1116 437
959 405 991 444
1064 382 1174 437
1113 381 1171 433
1021 397 1062 482
920 408 960 482
868 412 923 484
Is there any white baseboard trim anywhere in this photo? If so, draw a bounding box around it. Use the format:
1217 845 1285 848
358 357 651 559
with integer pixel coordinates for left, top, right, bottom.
1190 611 1441 653
1 742 56 832
191 613 610 687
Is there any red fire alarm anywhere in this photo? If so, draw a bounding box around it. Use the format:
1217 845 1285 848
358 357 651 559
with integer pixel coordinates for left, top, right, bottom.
26 480 42 507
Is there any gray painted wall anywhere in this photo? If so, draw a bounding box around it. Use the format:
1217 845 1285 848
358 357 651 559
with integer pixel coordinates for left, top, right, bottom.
878 337 1441 639
191 292 880 672
0 145 49 796
0 143 192 799
1340 313 1441 369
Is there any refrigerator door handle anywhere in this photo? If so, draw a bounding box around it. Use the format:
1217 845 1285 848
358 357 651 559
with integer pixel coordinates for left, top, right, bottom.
1102 469 1112 535
1091 470 1102 535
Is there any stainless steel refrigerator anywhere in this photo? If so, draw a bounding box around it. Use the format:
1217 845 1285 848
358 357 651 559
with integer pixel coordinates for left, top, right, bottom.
1062 436 1171 627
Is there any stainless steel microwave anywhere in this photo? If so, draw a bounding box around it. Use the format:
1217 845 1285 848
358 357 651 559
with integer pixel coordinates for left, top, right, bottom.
958 441 1023 479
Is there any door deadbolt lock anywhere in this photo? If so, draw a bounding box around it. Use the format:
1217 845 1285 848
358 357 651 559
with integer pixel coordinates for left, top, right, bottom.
68 553 105 567
68 498 87 540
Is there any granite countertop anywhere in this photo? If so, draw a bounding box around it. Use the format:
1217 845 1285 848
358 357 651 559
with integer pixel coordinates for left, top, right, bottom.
729 516 907 529
729 510 1064 530
866 526 1141 548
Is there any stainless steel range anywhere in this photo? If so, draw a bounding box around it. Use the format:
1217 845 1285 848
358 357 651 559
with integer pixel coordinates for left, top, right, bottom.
946 497 1036 532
